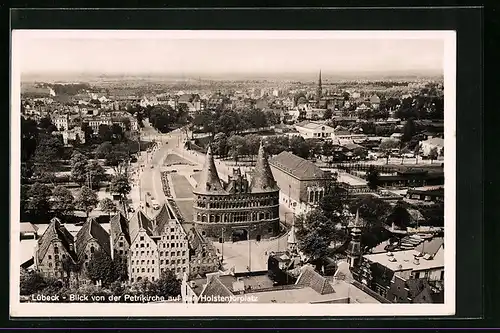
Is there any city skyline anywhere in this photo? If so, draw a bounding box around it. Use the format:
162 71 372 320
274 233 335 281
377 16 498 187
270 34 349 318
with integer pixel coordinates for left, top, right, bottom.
14 31 445 77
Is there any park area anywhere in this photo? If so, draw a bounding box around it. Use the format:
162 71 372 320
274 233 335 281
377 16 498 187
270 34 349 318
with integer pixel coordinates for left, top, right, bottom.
170 174 194 198
163 153 192 166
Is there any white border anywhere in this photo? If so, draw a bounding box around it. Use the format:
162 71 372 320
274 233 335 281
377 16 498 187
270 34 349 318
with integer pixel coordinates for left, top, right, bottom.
10 30 456 317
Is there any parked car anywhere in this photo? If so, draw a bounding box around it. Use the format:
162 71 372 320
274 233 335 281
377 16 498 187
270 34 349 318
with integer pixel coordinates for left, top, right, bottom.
171 169 177 173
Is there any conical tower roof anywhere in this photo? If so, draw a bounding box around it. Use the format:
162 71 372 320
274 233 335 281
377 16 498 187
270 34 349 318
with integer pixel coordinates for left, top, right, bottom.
348 209 364 229
194 146 225 195
250 142 279 193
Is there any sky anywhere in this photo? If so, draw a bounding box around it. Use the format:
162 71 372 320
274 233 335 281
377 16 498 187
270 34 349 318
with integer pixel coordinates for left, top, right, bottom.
14 31 446 77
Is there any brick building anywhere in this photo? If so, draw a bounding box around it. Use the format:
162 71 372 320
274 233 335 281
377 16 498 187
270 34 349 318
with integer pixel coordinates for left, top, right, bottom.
34 217 76 279
192 143 280 242
269 151 331 215
127 203 190 283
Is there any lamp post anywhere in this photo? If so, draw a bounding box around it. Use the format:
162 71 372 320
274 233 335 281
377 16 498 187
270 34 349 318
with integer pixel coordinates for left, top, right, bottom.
221 227 226 265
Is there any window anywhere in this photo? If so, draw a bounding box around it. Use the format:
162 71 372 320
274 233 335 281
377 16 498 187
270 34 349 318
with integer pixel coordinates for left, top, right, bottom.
147 251 149 255
141 251 144 255
119 250 123 255
48 263 52 268
132 268 134 273
142 268 145 273
48 255 52 260
161 260 164 264
85 254 88 260
182 251 186 256
152 260 155 264
166 260 169 265
147 243 149 248
182 259 186 264
152 277 155 281
141 243 144 248
171 252 175 256
136 244 138 248
166 243 169 248
160 251 164 256
54 247 59 254
132 260 134 265
171 228 174 232
177 259 181 264
152 268 154 272
183 267 186 272
177 251 181 256
119 242 124 247
147 260 150 265
147 268 150 273
141 260 145 265
176 267 180 273
140 236 144 241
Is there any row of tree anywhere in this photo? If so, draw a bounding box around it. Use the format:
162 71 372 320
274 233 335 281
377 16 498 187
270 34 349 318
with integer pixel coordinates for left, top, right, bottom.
192 107 280 136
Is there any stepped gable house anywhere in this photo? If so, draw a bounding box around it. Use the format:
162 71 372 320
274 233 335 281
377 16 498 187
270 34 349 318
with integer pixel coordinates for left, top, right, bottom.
192 143 280 242
110 211 131 259
127 203 190 283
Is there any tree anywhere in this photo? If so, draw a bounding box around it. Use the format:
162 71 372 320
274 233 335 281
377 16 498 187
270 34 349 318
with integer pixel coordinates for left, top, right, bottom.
110 174 131 205
113 254 129 282
289 135 310 159
386 201 412 229
75 185 98 218
86 160 106 189
212 132 228 157
26 182 52 217
297 209 345 260
61 256 82 287
402 118 417 143
429 147 439 164
86 249 119 287
20 269 49 295
154 270 181 298
81 122 94 143
379 139 399 164
227 135 246 163
366 165 380 190
98 124 113 142
95 141 113 159
100 198 117 219
21 117 39 162
349 195 391 227
70 152 89 185
32 133 64 172
111 123 124 141
323 108 333 120
52 185 75 217
246 134 261 161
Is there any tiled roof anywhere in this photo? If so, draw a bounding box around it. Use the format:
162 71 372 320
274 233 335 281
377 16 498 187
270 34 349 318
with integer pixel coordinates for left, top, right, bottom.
129 210 154 242
75 218 111 259
295 121 330 130
110 212 131 246
269 151 326 180
295 265 335 295
414 237 444 257
193 146 226 195
199 276 234 302
37 218 75 262
250 143 279 193
154 203 173 234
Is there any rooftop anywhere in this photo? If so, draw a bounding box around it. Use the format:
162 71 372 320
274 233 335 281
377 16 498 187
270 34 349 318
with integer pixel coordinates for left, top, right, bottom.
363 245 444 273
269 151 326 180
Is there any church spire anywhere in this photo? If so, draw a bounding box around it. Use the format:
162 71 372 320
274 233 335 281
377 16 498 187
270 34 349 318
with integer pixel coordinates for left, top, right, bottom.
193 146 225 194
250 141 279 193
316 70 322 104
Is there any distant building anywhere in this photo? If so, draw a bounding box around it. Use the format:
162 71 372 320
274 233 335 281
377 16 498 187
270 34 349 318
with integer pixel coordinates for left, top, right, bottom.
178 94 202 116
20 222 39 240
269 151 331 214
53 115 69 131
370 95 381 109
60 127 86 145
420 137 444 156
186 227 220 278
110 212 131 259
294 121 335 140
